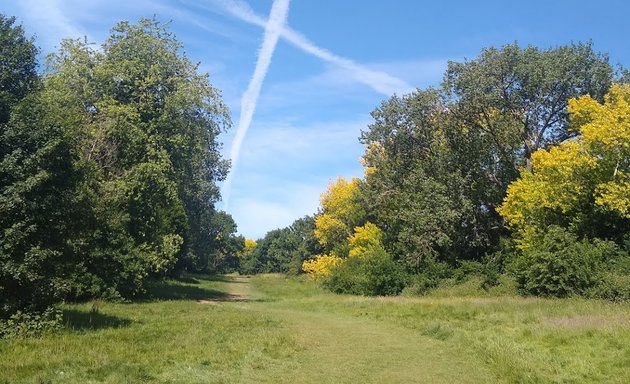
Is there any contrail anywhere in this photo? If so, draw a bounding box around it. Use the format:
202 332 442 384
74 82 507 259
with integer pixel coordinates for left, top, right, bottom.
211 0 414 95
222 0 291 209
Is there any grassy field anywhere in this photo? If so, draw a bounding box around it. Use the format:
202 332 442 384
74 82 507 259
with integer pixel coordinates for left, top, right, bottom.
2 274 630 383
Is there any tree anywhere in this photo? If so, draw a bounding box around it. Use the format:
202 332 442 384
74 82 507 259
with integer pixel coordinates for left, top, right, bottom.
498 84 630 245
302 254 342 280
205 211 242 273
348 222 384 258
314 177 365 257
0 93 87 321
360 43 616 267
241 216 323 275
361 90 480 267
0 14 86 322
40 18 230 297
0 15 38 126
444 42 613 166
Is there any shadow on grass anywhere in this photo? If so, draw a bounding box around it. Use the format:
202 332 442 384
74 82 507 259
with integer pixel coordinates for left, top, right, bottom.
171 275 201 284
63 308 132 331
141 279 233 302
169 274 248 285
195 274 249 284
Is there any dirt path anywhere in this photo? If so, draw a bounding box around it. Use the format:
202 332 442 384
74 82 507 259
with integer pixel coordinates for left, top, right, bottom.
198 275 254 304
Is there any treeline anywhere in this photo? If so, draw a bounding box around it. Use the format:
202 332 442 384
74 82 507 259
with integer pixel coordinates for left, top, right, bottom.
247 43 630 299
0 16 241 334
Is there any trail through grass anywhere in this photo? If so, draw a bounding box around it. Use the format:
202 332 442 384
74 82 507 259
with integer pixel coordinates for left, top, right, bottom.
2 274 630 383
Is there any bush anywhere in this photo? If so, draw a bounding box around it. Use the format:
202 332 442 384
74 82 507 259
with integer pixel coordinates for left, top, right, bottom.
0 306 62 338
589 249 630 301
401 274 440 296
401 258 452 296
591 273 630 301
453 260 484 281
510 227 618 297
324 247 407 296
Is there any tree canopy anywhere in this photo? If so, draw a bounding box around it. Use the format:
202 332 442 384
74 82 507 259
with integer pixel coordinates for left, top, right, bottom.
360 43 616 268
1 16 236 327
499 84 630 246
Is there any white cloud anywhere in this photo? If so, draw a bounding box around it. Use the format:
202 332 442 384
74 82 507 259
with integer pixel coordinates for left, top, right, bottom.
18 0 87 49
223 0 291 209
228 183 321 239
221 118 368 238
238 119 367 165
371 59 449 90
14 0 253 53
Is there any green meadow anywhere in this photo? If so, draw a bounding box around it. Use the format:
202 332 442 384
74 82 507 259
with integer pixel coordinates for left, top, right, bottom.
2 274 629 383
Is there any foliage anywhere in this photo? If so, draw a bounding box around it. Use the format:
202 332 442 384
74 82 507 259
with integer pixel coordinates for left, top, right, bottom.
361 43 615 268
348 222 383 258
0 307 62 338
400 258 453 295
36 18 231 298
1 15 232 329
588 241 630 301
313 214 348 255
499 84 630 245
203 211 242 273
323 247 407 296
509 227 619 297
242 238 257 256
0 18 89 320
241 216 323 275
0 15 38 125
444 42 613 161
302 254 343 280
0 97 85 316
591 272 630 301
314 177 365 256
319 176 364 224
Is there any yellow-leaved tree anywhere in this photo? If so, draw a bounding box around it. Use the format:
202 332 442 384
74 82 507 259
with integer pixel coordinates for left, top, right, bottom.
301 254 342 280
498 84 630 246
303 176 368 279
348 222 384 258
241 238 257 257
313 177 365 256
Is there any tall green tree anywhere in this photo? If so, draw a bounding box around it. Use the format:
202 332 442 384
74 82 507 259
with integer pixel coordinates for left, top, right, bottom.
361 90 477 268
361 43 616 268
0 15 38 126
204 211 242 273
241 216 323 275
0 15 86 319
41 19 231 297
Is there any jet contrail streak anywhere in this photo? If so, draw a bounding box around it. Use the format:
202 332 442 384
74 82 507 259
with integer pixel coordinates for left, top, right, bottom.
212 0 414 95
222 0 291 209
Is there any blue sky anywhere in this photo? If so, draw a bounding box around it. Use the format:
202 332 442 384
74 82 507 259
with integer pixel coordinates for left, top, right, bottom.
3 0 630 239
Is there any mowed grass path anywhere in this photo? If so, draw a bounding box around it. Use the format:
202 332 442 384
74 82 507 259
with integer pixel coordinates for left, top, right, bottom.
2 275 630 383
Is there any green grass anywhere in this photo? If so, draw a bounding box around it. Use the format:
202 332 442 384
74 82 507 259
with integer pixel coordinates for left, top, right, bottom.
2 274 630 383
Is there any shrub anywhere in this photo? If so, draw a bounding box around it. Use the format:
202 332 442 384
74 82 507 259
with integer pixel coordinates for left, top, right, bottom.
453 261 484 281
401 274 440 296
591 273 630 301
509 226 618 297
401 258 452 296
589 248 630 301
323 247 407 296
0 306 62 338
